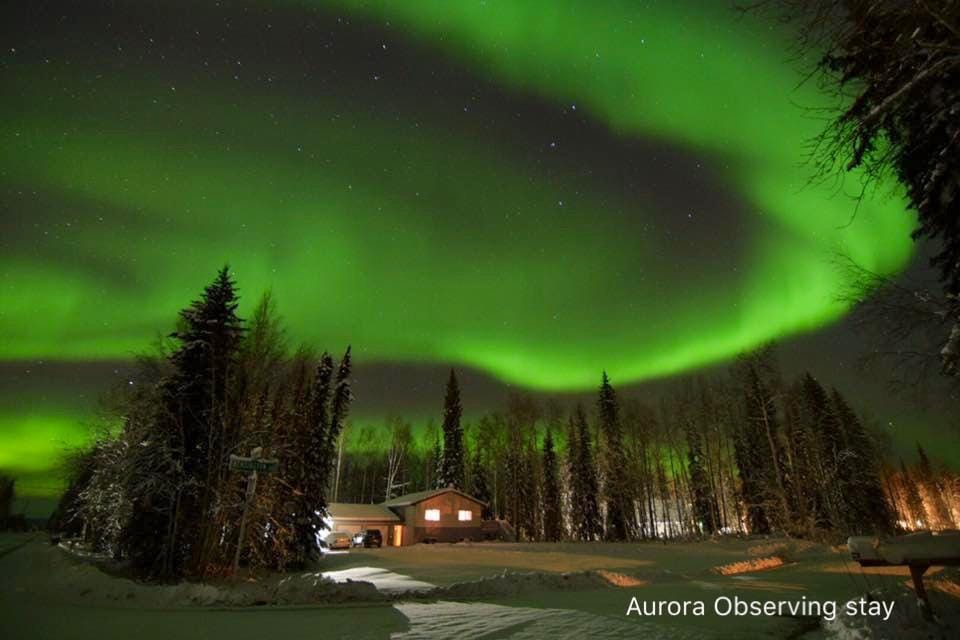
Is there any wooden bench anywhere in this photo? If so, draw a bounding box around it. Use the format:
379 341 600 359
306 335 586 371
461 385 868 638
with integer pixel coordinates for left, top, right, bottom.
849 531 960 618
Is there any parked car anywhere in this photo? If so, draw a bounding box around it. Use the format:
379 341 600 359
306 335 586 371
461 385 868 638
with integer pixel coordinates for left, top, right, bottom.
352 529 383 548
325 531 352 550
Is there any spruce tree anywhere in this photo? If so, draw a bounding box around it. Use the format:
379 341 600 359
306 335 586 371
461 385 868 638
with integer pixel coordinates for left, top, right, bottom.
541 430 563 542
431 434 443 490
292 353 333 565
292 347 352 566
503 436 524 537
597 372 631 540
831 389 893 534
733 422 771 535
685 420 718 535
439 369 465 489
741 362 791 532
520 443 541 541
123 266 244 578
571 404 602 540
783 384 819 535
565 414 581 530
326 348 353 470
799 373 845 530
501 398 539 540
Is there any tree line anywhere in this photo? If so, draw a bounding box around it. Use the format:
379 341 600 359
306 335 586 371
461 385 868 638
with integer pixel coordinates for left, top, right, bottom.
336 356 958 542
51 269 958 581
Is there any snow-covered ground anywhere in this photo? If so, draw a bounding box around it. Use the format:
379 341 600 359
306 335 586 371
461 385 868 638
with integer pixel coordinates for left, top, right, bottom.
391 601 697 639
2 534 958 639
321 567 435 593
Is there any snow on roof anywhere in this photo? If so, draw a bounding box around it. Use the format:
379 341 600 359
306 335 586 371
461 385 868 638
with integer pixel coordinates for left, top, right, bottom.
382 487 487 508
327 503 401 521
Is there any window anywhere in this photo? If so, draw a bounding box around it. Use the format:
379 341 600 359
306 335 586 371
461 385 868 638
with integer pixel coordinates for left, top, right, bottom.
425 509 440 521
458 510 473 522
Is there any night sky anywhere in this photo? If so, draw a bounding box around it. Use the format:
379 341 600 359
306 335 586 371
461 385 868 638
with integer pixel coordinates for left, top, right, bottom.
1 1 952 507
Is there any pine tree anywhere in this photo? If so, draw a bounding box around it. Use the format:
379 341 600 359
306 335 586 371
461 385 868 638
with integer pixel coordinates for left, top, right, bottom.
597 372 631 540
571 405 602 541
541 430 563 542
439 369 465 489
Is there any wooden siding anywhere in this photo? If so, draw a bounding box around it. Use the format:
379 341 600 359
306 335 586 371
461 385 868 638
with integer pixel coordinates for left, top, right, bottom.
409 492 483 543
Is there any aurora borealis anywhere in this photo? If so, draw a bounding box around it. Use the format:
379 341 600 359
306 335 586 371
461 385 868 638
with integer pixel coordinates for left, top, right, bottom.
0 0 936 501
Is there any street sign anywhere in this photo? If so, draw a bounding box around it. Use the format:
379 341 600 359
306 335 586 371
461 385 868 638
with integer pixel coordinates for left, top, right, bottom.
229 455 279 473
230 449 279 574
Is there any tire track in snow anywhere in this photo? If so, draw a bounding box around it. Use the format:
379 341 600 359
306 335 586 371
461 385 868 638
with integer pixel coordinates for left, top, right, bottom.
392 601 707 639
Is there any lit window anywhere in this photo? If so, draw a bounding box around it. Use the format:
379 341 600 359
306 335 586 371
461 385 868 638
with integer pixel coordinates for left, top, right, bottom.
425 509 440 521
458 510 473 521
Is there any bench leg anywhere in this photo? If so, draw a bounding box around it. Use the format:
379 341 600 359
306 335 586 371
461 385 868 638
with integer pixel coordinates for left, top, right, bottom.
909 563 933 620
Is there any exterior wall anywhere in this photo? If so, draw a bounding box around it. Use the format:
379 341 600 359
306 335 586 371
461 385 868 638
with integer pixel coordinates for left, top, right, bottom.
409 493 483 543
399 506 417 546
333 492 486 546
335 523 362 536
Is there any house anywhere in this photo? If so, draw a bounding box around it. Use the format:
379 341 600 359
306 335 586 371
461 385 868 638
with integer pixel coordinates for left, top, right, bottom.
327 487 487 546
322 503 403 546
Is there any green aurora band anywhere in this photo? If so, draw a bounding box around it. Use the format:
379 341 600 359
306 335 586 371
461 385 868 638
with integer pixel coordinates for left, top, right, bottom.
1 1 918 493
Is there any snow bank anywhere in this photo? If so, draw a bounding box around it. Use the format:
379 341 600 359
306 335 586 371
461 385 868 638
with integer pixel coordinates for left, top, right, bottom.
714 539 824 575
713 556 785 576
823 576 960 640
274 572 385 605
595 569 647 587
49 542 385 607
746 539 817 558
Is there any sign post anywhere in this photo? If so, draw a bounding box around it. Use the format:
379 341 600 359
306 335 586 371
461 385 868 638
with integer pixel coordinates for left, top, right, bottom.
229 447 279 575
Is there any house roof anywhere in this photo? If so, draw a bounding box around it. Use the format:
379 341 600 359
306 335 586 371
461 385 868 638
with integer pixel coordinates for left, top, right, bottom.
382 487 488 508
327 503 401 522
